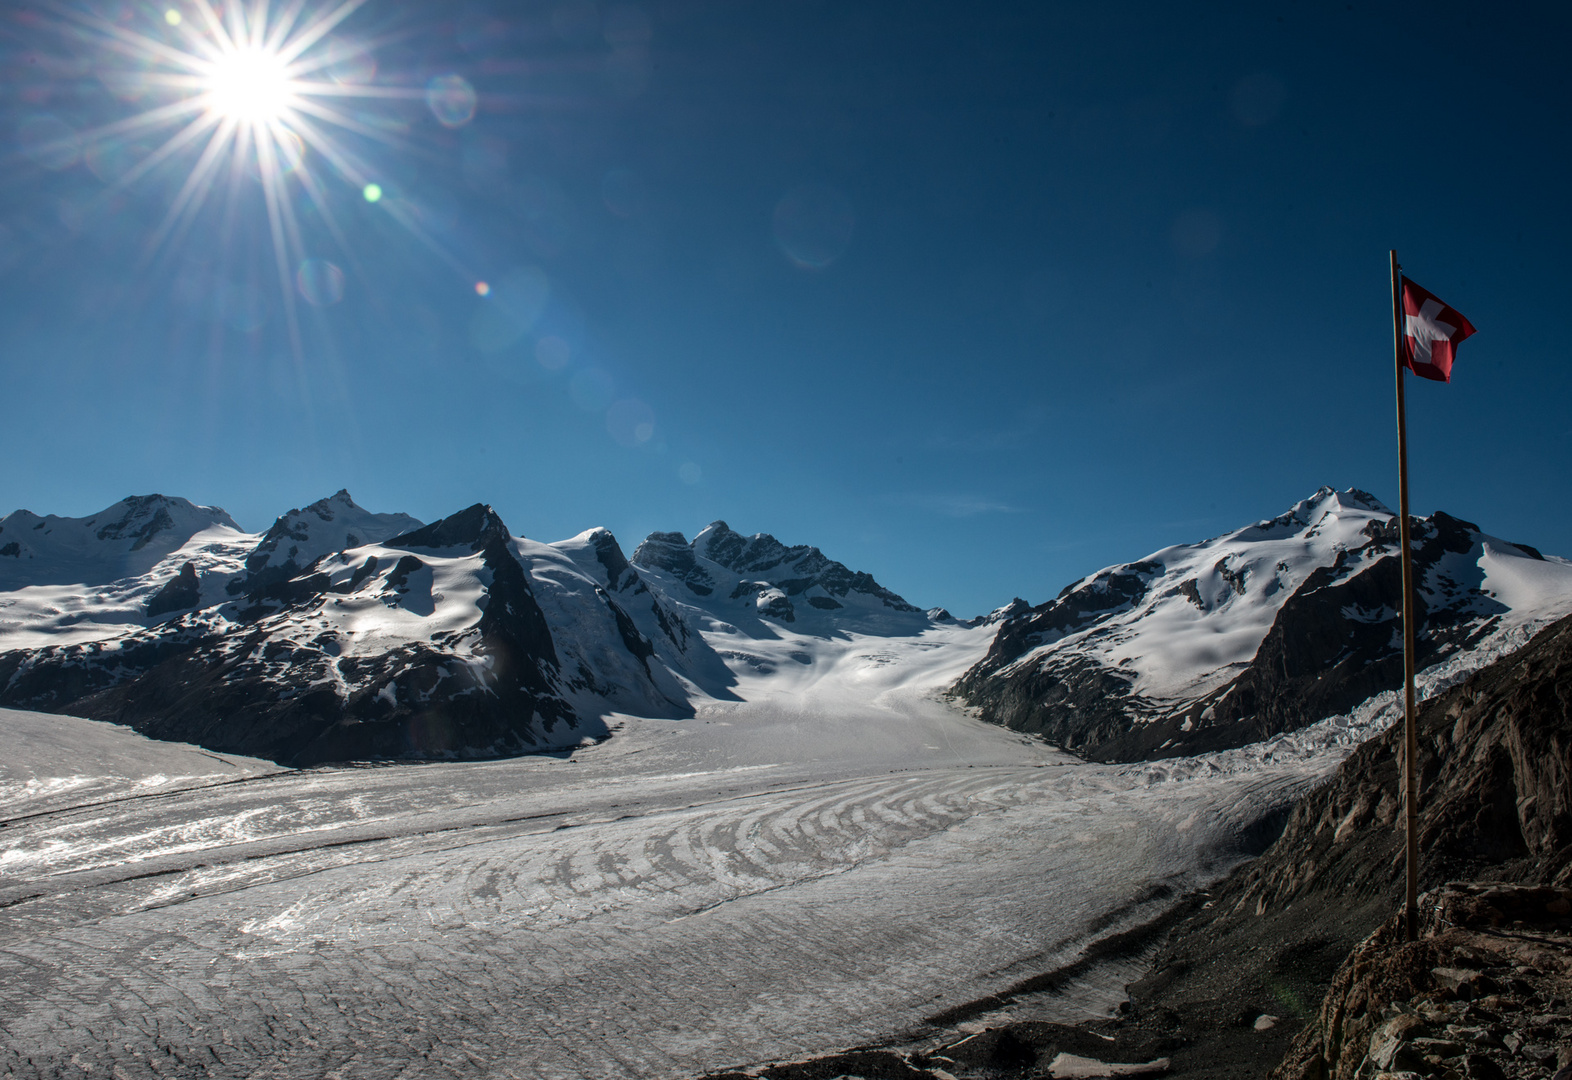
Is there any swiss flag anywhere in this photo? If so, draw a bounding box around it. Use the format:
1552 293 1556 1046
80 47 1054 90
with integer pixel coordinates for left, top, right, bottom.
1401 277 1476 382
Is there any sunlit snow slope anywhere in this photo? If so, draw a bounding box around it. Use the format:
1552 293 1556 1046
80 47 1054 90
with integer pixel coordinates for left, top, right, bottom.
953 486 1572 760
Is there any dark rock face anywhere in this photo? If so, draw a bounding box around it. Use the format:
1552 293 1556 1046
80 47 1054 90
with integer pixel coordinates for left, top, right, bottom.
952 501 1540 763
92 496 178 551
697 520 922 612
387 504 509 551
1222 612 1572 918
0 504 581 766
585 526 636 592
628 531 717 596
952 565 1164 756
145 561 201 619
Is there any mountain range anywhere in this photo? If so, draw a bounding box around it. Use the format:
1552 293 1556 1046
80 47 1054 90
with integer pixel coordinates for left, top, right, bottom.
2 486 1570 766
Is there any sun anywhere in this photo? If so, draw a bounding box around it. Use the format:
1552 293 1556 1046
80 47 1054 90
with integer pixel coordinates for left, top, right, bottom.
41 0 442 359
202 45 298 124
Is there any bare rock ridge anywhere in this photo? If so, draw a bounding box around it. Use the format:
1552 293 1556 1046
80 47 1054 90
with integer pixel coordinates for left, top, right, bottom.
630 520 923 628
951 486 1572 762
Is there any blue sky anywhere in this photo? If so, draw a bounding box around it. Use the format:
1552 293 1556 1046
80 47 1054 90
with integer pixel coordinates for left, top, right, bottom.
2 1 1569 617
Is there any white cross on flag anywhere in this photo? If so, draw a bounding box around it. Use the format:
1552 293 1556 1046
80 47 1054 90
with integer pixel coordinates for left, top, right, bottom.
1401 277 1476 383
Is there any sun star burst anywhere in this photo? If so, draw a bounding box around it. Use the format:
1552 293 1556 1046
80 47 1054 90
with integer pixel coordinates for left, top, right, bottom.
203 44 298 124
48 0 431 356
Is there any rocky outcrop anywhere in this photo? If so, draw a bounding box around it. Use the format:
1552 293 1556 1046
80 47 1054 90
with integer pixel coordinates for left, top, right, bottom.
693 521 922 612
1220 612 1572 919
144 561 200 618
630 531 717 596
1096 611 1572 1079
1272 884 1572 1080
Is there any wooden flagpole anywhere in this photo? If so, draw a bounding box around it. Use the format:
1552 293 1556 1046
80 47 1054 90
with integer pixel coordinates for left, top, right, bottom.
1390 249 1420 943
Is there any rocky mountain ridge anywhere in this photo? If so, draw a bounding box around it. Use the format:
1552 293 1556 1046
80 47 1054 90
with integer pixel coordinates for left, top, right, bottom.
4 485 1571 769
630 520 924 631
0 500 726 765
1116 604 1572 1080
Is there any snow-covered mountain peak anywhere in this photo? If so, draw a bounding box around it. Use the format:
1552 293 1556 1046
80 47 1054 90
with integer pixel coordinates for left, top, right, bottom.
632 522 924 632
91 494 240 546
954 486 1572 762
0 494 241 589
240 491 422 593
1245 485 1393 540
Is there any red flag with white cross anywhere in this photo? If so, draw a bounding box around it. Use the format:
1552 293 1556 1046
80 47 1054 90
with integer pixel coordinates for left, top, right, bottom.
1400 277 1476 382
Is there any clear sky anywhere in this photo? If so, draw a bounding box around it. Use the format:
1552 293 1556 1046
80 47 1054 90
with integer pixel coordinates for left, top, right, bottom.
3 1 1569 617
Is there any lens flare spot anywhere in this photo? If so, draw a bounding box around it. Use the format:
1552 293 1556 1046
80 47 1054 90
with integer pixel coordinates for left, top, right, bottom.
678 462 703 485
474 281 491 296
535 336 570 370
468 266 549 352
773 184 855 270
362 182 382 203
426 74 478 128
606 398 656 447
569 368 616 412
164 9 182 25
296 258 345 306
